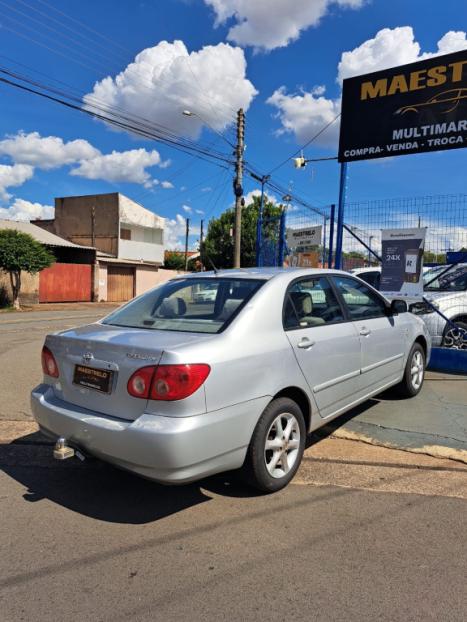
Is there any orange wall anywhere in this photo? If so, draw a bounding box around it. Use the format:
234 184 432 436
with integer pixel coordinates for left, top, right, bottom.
135 267 185 296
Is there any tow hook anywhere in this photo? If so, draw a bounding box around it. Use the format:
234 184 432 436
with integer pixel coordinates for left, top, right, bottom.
53 437 75 460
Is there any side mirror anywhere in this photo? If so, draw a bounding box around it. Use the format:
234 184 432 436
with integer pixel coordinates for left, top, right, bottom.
390 299 408 315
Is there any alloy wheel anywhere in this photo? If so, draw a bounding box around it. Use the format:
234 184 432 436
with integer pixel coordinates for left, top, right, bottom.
264 412 301 479
443 326 467 350
410 350 424 390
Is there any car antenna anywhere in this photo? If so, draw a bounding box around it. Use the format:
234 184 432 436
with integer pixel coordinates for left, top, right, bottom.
203 252 218 274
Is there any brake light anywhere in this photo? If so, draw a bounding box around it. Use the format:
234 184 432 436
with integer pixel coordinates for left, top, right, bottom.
151 364 211 401
127 366 156 399
127 364 210 401
41 346 59 378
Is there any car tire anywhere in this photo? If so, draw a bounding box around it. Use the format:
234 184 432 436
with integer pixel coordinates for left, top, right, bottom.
242 397 306 493
442 320 467 350
394 342 426 398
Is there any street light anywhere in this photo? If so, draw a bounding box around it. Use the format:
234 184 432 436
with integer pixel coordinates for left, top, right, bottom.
181 110 234 147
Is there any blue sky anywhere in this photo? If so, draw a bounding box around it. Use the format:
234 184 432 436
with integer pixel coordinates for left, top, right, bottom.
0 0 466 248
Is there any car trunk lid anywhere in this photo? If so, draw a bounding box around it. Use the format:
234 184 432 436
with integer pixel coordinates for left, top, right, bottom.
45 323 212 421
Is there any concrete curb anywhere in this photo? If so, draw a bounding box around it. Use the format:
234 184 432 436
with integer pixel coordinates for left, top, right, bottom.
2 420 467 466
329 420 467 465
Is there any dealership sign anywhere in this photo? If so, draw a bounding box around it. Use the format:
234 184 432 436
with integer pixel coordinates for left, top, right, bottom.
380 228 427 297
339 49 467 162
286 226 322 248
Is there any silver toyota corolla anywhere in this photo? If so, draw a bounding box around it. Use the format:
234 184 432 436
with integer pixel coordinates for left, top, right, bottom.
31 268 431 492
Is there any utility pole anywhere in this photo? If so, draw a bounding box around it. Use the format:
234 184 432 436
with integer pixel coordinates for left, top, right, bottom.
233 108 245 268
252 173 270 267
199 219 204 269
184 217 190 271
91 205 96 248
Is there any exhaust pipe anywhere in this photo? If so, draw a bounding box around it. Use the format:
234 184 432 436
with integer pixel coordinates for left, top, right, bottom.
53 437 75 460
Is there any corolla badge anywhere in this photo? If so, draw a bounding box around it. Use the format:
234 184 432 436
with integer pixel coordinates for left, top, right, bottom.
82 352 94 363
126 353 159 361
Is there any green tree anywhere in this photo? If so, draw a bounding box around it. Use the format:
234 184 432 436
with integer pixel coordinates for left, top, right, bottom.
424 250 446 264
0 229 54 309
163 251 186 270
203 195 282 269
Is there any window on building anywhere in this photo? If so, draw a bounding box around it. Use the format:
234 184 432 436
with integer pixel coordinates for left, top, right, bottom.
120 228 131 240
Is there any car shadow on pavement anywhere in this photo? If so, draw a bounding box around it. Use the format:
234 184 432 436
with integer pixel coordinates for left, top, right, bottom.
0 432 264 524
305 397 380 449
0 434 214 524
0 392 403 523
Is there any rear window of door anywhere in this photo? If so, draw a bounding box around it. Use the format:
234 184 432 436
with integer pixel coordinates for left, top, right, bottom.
332 275 387 320
283 276 345 330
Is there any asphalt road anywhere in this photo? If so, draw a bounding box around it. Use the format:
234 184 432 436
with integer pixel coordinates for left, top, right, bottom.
0 308 115 422
1 442 466 622
1 308 466 620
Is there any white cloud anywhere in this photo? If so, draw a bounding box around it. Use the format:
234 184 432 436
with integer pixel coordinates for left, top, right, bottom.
84 40 257 138
0 164 34 201
205 0 365 51
268 27 467 148
161 181 174 189
70 148 163 184
195 209 205 215
434 30 467 56
182 204 192 213
243 188 278 205
201 186 212 192
164 214 186 249
267 86 341 146
337 26 419 84
0 198 54 221
164 213 200 249
0 131 99 170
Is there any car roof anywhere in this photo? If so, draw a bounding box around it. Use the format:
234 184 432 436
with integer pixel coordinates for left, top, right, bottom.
171 267 348 281
351 267 381 274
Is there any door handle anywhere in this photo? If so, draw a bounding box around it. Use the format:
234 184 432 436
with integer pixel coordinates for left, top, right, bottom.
297 338 315 349
359 327 371 336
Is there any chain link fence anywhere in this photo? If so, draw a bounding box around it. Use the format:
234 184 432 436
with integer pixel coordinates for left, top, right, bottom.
339 193 467 269
281 193 467 271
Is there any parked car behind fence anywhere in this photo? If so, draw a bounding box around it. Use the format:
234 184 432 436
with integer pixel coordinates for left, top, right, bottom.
351 264 467 349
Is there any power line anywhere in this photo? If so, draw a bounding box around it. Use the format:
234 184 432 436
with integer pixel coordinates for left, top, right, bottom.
267 112 341 175
1 17 238 144
0 0 123 74
0 70 234 170
0 66 232 158
2 0 240 123
35 0 132 56
0 57 232 165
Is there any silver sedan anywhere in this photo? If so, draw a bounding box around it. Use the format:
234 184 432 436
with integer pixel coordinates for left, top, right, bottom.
31 268 431 492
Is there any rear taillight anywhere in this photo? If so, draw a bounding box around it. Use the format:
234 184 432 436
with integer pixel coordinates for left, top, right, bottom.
150 364 211 401
127 366 156 399
41 346 59 378
127 364 210 401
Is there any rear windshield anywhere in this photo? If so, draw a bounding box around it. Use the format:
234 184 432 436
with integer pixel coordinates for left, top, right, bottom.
102 278 265 334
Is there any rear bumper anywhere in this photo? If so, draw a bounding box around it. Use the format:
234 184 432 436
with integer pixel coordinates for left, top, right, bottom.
31 384 269 484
